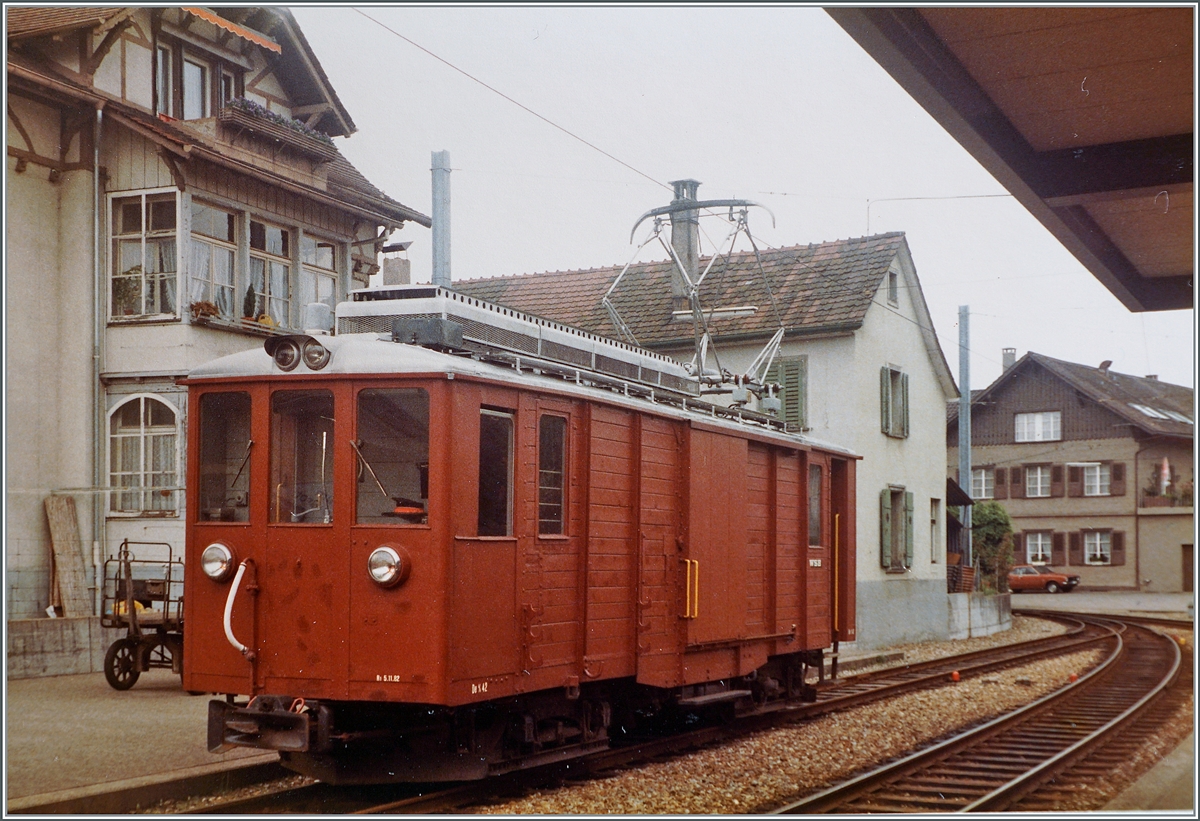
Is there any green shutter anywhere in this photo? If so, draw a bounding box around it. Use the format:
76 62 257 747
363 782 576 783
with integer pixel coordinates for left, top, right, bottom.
880 366 890 434
900 372 909 438
879 488 892 568
904 491 914 567
766 357 807 428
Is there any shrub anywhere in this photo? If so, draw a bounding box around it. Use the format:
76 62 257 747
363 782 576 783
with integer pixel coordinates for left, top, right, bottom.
972 500 1014 594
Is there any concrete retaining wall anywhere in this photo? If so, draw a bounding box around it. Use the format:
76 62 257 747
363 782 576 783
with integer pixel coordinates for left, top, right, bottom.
948 592 1012 640
854 577 952 650
7 618 124 679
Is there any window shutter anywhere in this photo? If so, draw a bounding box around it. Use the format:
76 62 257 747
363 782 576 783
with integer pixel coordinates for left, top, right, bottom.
1013 532 1024 562
1051 532 1066 565
900 373 910 438
768 358 808 429
995 468 1008 499
795 356 808 429
1111 531 1126 566
1110 462 1126 496
1050 465 1064 497
1067 465 1083 497
904 491 914 567
1068 532 1083 565
1010 466 1024 499
880 367 890 435
879 488 892 568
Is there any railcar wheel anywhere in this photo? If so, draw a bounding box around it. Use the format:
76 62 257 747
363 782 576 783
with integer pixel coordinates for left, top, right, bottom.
1045 581 1061 594
104 639 141 690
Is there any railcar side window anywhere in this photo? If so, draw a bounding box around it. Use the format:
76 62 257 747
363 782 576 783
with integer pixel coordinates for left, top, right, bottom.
354 389 430 525
538 415 567 535
198 392 251 522
478 409 515 536
271 390 334 524
808 463 823 546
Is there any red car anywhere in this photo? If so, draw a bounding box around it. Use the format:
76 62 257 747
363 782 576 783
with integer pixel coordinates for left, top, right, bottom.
1008 564 1080 593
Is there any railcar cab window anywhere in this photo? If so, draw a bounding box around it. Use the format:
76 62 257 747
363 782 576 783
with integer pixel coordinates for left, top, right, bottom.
538 416 567 535
808 463 823 546
478 409 515 536
198 392 251 522
354 389 430 525
271 391 334 524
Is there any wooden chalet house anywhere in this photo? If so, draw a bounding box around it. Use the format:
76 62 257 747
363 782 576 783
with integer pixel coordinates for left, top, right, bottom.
948 352 1194 593
6 6 427 675
452 228 972 650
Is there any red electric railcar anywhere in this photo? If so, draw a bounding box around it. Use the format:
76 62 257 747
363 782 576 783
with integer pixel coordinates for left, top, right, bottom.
184 286 856 783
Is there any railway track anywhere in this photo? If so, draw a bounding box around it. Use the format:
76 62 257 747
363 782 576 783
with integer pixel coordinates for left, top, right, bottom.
190 613 1146 814
772 615 1185 813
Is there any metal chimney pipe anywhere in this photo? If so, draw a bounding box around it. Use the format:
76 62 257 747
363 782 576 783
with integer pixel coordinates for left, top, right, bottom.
431 150 451 288
669 179 700 311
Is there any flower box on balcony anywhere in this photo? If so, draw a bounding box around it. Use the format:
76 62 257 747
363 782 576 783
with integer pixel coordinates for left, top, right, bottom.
218 105 340 162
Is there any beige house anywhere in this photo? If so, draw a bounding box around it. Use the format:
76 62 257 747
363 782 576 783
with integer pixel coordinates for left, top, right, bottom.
6 7 427 674
948 352 1194 593
454 226 969 650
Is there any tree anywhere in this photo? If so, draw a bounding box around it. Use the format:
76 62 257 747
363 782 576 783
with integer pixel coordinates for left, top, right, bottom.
972 501 1014 594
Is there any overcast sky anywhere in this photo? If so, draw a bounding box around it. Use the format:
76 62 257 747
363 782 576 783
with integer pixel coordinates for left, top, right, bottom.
292 5 1196 391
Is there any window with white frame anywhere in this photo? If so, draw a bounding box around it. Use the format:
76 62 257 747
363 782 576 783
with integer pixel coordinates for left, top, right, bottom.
300 234 338 311
1026 531 1052 564
248 219 292 325
886 269 899 304
1026 464 1052 498
188 200 237 318
111 192 178 318
1084 531 1112 565
971 467 994 500
1014 411 1061 442
182 56 210 120
1083 463 1111 496
109 395 178 515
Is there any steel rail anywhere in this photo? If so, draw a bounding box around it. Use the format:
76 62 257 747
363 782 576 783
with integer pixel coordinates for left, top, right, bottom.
771 617 1181 814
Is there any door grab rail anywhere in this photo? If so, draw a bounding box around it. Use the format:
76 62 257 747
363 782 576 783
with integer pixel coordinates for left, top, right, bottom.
223 560 254 659
682 559 700 619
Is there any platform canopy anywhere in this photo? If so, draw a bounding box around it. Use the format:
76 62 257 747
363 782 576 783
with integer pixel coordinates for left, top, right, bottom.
829 7 1194 312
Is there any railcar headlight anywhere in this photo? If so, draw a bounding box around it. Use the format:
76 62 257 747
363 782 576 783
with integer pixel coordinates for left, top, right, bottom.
301 339 331 370
273 338 302 371
201 543 236 582
368 545 411 588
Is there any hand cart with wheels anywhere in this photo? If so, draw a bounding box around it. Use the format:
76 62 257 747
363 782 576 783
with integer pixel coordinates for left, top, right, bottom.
100 540 185 690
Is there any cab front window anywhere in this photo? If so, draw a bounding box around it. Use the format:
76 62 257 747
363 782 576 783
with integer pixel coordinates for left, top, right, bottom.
198 392 251 522
271 390 334 524
354 388 430 525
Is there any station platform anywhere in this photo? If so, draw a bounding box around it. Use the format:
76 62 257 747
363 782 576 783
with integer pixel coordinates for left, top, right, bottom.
5 592 1192 813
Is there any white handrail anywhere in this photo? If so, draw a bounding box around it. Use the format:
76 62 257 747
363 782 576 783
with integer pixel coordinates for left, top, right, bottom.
223 561 250 655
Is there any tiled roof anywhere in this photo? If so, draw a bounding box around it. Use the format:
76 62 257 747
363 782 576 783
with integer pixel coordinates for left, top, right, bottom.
453 233 908 348
6 7 126 39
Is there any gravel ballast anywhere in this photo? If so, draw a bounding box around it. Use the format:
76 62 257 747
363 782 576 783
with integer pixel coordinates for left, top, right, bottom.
478 616 1191 814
